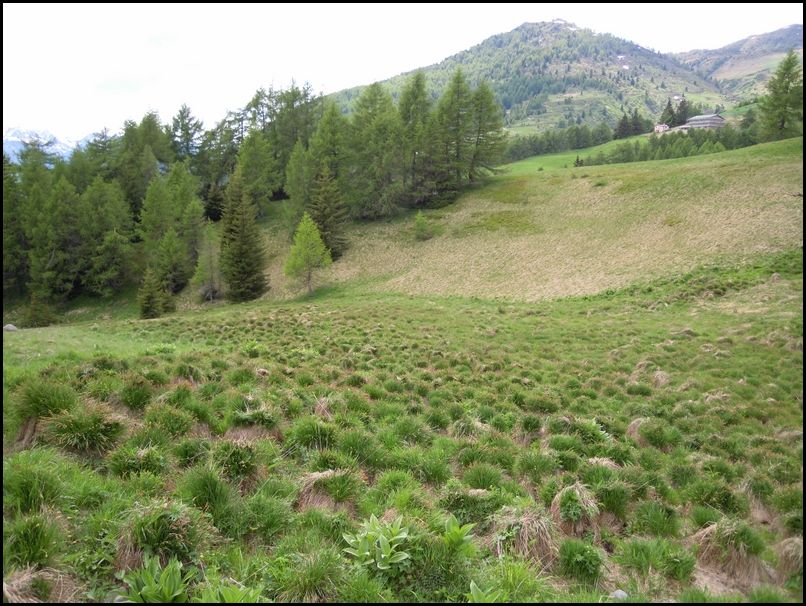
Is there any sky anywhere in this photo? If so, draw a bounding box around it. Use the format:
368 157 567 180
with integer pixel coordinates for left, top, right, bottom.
3 3 802 141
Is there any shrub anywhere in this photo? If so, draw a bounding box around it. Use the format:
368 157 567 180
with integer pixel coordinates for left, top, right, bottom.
559 539 604 582
18 381 77 419
3 513 61 568
43 405 124 453
413 211 434 241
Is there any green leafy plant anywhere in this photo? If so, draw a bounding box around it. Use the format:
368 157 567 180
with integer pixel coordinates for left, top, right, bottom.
443 514 477 558
343 514 411 573
119 556 193 603
467 580 503 603
192 582 262 603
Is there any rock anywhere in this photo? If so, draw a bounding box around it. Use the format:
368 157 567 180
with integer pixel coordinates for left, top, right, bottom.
609 589 629 600
256 368 269 377
3 324 17 331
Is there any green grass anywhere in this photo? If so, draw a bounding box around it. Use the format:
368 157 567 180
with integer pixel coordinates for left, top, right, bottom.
2 137 803 602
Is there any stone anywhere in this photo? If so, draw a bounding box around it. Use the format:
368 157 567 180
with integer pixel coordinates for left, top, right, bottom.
609 589 629 600
3 324 17 331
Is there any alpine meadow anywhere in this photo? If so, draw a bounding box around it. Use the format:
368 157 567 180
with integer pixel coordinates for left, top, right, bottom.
2 12 803 605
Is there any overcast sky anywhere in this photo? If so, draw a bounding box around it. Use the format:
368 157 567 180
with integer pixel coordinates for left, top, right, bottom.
3 3 802 140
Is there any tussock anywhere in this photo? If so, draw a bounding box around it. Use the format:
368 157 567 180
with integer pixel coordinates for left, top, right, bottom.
690 520 774 586
2 568 81 603
296 470 355 514
314 397 334 421
587 457 620 470
488 506 559 568
550 482 600 537
776 537 803 577
625 418 648 446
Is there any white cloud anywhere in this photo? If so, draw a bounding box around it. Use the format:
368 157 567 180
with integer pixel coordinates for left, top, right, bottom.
3 2 802 140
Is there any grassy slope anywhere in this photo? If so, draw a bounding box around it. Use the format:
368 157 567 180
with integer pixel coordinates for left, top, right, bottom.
275 139 802 302
3 249 803 602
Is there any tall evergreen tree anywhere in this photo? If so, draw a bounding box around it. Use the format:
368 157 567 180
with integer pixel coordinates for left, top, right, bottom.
3 154 27 294
435 69 474 186
307 165 349 259
308 101 347 179
347 82 403 219
284 140 313 235
138 266 173 319
86 230 132 298
238 130 280 213
614 114 631 139
191 221 222 302
154 228 191 294
285 212 332 294
171 104 204 163
468 81 506 182
139 176 173 246
674 97 690 126
220 168 267 301
659 99 675 125
759 49 803 141
398 72 432 204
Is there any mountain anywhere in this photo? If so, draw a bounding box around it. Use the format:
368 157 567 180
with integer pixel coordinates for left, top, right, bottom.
3 128 94 162
675 25 803 99
330 20 725 133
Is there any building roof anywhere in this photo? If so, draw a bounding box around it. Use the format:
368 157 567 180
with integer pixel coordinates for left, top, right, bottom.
686 114 725 123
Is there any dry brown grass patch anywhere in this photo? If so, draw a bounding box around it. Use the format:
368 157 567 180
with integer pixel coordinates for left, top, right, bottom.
550 482 600 538
776 537 803 577
2 568 82 603
296 470 355 515
487 506 559 569
690 521 774 587
625 418 648 446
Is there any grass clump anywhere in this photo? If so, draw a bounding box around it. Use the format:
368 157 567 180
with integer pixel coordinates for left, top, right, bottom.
558 539 604 583
3 513 61 568
17 381 77 420
43 404 125 453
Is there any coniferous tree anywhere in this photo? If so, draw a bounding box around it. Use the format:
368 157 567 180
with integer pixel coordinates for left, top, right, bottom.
614 114 631 139
347 82 403 219
435 69 474 186
220 168 267 301
171 104 204 163
307 165 349 259
154 228 191 294
191 221 222 302
138 266 173 319
86 230 132 298
284 140 313 235
238 130 280 215
759 50 803 140
139 176 173 246
285 212 332 294
674 97 690 126
659 99 675 125
468 81 507 182
398 72 432 204
308 101 347 179
3 154 27 295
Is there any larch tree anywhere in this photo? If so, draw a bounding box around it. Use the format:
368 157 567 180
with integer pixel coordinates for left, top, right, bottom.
284 212 332 294
759 49 803 141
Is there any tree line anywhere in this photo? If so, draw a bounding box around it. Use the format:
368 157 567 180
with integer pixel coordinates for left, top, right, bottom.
3 69 506 323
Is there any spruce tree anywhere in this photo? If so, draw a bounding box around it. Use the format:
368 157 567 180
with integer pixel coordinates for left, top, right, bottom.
86 230 132 298
138 266 173 319
220 168 267 301
154 228 191 294
285 212 332 294
307 166 348 259
659 99 675 125
191 221 222 302
398 72 432 203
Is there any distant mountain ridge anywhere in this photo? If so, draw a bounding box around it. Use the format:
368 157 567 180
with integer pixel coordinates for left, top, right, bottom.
330 21 803 132
3 128 94 162
675 24 803 98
